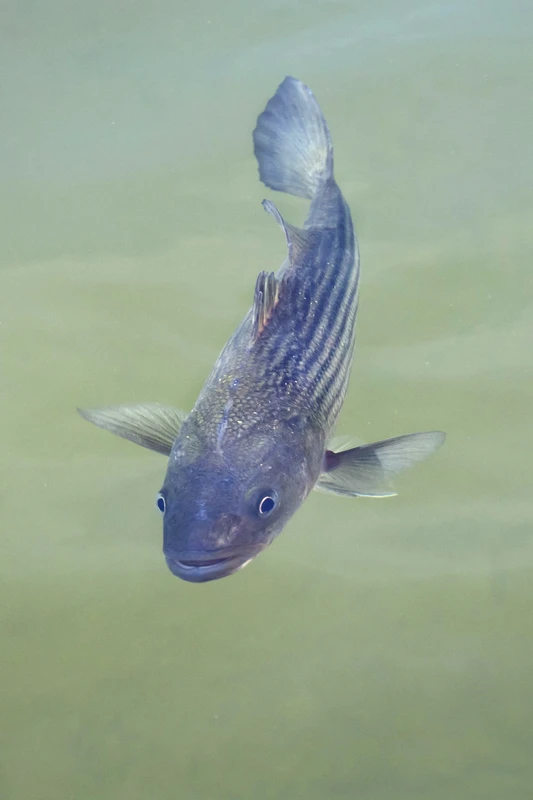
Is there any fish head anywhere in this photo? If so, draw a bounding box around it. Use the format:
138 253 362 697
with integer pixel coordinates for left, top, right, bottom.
158 419 321 582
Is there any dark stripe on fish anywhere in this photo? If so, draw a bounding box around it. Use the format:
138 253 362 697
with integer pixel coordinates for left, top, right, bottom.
269 187 356 402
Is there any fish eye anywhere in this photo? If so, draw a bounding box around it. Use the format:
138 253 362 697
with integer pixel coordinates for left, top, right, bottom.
156 493 166 514
258 491 278 517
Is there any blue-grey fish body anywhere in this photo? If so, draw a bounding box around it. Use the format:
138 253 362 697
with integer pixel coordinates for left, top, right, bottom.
79 78 444 582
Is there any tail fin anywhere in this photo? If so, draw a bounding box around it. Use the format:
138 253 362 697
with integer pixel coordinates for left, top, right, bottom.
253 76 333 200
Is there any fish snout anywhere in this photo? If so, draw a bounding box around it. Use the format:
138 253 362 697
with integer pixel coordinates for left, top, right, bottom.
163 512 250 561
164 549 254 583
199 512 244 551
162 513 261 583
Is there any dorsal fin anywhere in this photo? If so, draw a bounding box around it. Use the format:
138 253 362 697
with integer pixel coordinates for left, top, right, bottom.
252 270 280 338
262 199 318 265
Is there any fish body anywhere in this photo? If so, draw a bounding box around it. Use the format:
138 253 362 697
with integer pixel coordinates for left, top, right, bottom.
80 78 444 582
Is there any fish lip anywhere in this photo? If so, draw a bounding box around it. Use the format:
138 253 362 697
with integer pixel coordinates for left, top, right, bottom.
165 550 256 583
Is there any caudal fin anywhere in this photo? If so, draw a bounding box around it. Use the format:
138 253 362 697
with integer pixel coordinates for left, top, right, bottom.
253 77 333 200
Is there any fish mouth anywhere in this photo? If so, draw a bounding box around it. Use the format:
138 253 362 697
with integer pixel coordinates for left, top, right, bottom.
165 551 256 583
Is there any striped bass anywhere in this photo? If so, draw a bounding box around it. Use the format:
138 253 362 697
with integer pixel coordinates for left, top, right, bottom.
80 77 445 582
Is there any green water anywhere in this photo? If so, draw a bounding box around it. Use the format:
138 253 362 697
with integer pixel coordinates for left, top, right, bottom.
2 1 533 798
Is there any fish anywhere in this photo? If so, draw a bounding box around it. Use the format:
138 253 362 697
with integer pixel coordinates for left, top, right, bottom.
79 77 445 583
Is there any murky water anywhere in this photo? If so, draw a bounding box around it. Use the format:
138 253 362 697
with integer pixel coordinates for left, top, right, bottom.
2 1 533 798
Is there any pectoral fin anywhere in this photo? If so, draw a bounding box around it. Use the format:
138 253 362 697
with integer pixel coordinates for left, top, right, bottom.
78 403 187 455
314 431 445 498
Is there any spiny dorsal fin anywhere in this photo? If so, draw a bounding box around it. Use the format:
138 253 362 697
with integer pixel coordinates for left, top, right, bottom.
253 270 280 338
262 199 319 266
